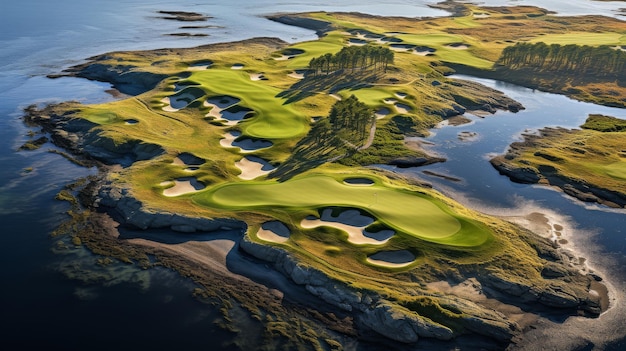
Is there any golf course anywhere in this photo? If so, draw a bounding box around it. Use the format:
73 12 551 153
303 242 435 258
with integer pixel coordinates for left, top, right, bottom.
25 2 622 348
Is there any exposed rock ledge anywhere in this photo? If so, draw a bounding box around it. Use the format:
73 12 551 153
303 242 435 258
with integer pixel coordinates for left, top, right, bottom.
239 236 519 344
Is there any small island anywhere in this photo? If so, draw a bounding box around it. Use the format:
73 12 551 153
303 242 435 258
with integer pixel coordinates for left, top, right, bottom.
22 2 623 350
491 114 626 208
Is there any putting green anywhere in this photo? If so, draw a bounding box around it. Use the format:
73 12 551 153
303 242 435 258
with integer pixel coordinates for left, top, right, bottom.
193 174 491 246
188 69 308 139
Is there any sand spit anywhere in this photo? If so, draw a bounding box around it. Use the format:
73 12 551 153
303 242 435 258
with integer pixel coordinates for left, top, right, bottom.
367 250 416 268
235 156 275 180
300 208 394 245
161 177 205 197
256 221 290 243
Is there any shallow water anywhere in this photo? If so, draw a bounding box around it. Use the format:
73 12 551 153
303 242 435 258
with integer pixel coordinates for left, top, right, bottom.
1 0 625 349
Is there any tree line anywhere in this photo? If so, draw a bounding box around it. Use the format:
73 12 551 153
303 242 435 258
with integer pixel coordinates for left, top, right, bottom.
497 42 625 79
308 45 394 76
270 95 374 181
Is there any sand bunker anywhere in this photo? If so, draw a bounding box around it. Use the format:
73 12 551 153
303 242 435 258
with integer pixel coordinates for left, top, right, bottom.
124 119 138 125
205 96 245 124
188 60 213 70
343 178 375 186
301 208 394 245
250 73 267 81
162 87 205 111
256 221 290 243
375 107 390 119
161 177 205 197
233 138 273 153
348 38 367 46
473 13 490 18
390 43 416 52
288 70 307 79
395 92 407 99
330 93 342 101
235 156 275 180
231 63 244 69
447 43 470 50
383 98 397 105
274 48 305 61
395 103 412 114
173 152 205 172
220 131 272 153
367 250 416 268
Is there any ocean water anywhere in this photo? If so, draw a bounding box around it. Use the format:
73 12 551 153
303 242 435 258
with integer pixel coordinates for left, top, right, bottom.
0 1 624 349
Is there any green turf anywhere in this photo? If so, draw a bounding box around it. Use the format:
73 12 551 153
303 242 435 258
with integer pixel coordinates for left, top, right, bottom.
528 32 626 46
601 161 626 180
187 69 309 139
192 174 492 246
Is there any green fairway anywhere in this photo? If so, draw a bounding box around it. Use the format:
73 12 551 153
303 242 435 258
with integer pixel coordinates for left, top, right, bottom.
528 32 626 46
193 174 491 246
188 69 309 139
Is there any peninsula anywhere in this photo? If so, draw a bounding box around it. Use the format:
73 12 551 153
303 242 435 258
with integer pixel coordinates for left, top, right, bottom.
22 2 623 350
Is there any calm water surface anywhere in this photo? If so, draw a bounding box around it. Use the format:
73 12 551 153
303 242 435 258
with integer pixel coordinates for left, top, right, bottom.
1 1 624 349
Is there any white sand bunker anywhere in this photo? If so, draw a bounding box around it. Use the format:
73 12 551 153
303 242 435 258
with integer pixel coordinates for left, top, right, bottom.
473 12 490 18
231 63 244 69
250 73 267 81
274 48 305 60
395 103 412 114
348 38 368 46
383 98 397 105
256 221 290 243
220 131 273 153
288 70 307 79
161 87 205 111
161 177 205 197
414 46 436 56
173 152 205 172
330 93 342 101
205 96 246 124
220 131 241 148
367 250 416 268
395 92 407 99
447 43 470 50
301 208 394 245
343 178 375 186
235 156 275 180
188 60 213 70
124 119 139 125
390 44 416 52
375 107 390 119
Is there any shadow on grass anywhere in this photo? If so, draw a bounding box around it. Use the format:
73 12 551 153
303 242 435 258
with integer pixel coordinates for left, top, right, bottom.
277 70 382 104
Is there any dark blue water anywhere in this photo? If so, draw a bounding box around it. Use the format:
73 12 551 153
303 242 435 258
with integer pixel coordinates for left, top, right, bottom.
1 1 625 349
